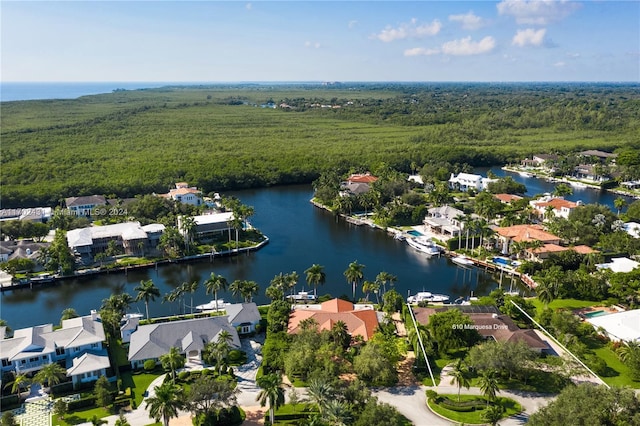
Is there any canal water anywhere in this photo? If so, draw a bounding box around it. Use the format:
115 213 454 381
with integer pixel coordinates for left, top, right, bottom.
2 169 633 330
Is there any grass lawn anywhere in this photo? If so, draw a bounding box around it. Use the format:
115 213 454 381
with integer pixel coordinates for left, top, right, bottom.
594 347 640 389
120 370 164 406
53 407 112 426
530 298 603 314
427 394 522 425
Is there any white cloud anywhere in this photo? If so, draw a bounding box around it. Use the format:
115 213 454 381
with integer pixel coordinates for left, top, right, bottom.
512 28 547 47
448 11 485 30
374 18 442 42
497 0 582 25
404 47 440 56
348 20 358 29
245 3 252 11
305 41 321 49
441 36 496 56
554 61 566 67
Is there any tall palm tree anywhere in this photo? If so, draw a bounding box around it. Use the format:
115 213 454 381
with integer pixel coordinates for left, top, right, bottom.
204 273 228 312
134 279 160 320
375 271 397 295
614 197 627 217
343 261 365 301
162 291 178 315
102 292 133 317
305 264 326 298
33 362 66 391
229 280 244 302
145 382 184 426
306 377 334 416
535 280 556 307
179 216 197 253
159 346 185 383
256 373 285 426
449 360 470 402
285 271 299 296
330 320 351 349
454 213 466 250
478 370 500 407
481 405 504 426
240 280 259 303
183 281 199 314
361 280 378 303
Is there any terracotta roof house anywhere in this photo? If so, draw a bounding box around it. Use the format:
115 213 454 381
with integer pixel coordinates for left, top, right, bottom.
159 182 203 206
494 224 561 256
494 194 523 204
531 196 580 220
288 298 379 342
340 173 378 197
413 306 549 352
346 173 378 184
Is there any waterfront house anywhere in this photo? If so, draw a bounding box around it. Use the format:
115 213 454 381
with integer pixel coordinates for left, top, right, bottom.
413 305 550 353
423 205 464 238
339 173 378 197
127 317 240 369
448 173 496 192
0 207 52 223
494 224 561 256
159 182 204 206
530 196 581 220
494 194 523 205
65 195 107 217
0 240 49 265
578 150 618 162
528 244 597 262
0 312 108 387
521 154 559 169
66 222 165 260
586 309 640 343
179 212 234 241
288 298 380 342
225 303 262 335
596 257 640 274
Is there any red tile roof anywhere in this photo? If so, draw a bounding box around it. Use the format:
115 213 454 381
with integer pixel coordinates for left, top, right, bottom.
533 198 578 211
288 299 379 341
347 174 378 184
495 224 560 243
494 194 523 203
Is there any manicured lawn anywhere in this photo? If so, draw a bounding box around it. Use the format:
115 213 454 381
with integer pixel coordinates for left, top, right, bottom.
427 394 522 424
53 407 111 426
594 347 640 389
120 370 164 406
531 298 603 314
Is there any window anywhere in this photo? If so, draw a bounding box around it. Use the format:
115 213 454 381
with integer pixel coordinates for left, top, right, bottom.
56 347 65 356
1 359 8 367
241 326 251 334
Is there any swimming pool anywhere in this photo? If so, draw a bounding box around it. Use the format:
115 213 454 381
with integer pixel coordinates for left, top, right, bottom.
407 230 424 237
584 310 607 318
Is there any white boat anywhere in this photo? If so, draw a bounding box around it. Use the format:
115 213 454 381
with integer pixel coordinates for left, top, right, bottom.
286 291 317 302
406 236 442 256
407 291 450 304
518 171 534 178
569 181 588 189
195 299 231 311
452 255 474 267
393 233 406 241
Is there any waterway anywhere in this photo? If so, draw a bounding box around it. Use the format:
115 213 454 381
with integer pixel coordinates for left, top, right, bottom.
2 169 633 330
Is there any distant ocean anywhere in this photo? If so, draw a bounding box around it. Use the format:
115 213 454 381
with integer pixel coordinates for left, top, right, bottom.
0 82 179 102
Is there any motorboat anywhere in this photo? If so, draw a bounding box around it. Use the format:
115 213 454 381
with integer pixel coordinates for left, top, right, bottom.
393 233 406 241
406 236 442 256
407 291 450 304
195 299 231 311
518 171 534 178
286 291 317 302
452 255 474 267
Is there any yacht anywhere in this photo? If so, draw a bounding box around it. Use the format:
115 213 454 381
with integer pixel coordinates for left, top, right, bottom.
195 299 231 312
286 291 317 302
407 291 450 304
406 236 442 256
451 255 474 267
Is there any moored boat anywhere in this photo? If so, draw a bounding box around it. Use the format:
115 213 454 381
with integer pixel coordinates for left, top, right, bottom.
195 299 231 311
406 236 442 256
452 255 474 267
407 291 450 304
286 291 317 302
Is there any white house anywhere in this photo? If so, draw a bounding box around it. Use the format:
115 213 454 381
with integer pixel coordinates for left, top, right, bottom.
159 182 204 206
179 212 235 240
623 222 640 239
66 222 165 258
225 303 262 335
596 257 640 273
587 309 640 343
0 313 108 387
448 173 495 192
530 196 581 220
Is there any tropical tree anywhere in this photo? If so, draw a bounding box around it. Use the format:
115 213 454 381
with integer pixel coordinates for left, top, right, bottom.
183 281 199 314
229 279 244 302
239 280 259 303
362 280 378 303
375 271 397 295
449 360 470 402
89 415 107 426
306 377 334 416
60 308 79 324
285 271 299 296
134 279 161 320
324 400 352 426
162 290 179 315
160 346 185 383
330 320 351 349
305 264 326 298
344 261 365 300
4 372 30 397
553 183 573 197
204 273 228 312
33 362 66 390
478 370 500 407
179 216 197 253
114 413 130 426
614 197 627 217
481 405 504 426
145 382 184 426
256 373 285 425
102 292 133 317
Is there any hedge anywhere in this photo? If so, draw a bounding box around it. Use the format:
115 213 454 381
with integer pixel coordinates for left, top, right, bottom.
0 395 20 411
67 396 97 411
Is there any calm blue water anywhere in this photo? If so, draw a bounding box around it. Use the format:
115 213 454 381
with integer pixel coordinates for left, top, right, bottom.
0 82 181 102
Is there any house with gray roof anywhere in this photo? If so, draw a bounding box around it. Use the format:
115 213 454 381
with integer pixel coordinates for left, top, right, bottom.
0 312 107 387
225 303 262 335
127 317 240 369
65 195 107 217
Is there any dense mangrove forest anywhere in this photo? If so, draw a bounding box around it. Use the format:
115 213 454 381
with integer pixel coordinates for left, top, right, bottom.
2 82 639 208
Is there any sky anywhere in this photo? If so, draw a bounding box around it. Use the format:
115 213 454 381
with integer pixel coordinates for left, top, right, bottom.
2 1 639 82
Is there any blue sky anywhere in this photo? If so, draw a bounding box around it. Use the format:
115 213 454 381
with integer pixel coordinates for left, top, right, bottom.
2 1 639 82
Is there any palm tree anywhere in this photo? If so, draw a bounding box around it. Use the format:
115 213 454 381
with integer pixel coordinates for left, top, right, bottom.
614 197 627 216
162 291 178 315
306 377 333 416
449 360 470 402
478 370 500 407
183 281 199 314
134 279 160 320
256 373 285 426
240 280 259 303
229 280 243 302
4 372 30 397
535 280 556 307
114 413 131 426
204 273 228 312
33 362 66 391
101 292 133 317
159 346 185 383
330 320 351 349
60 308 79 323
361 280 377 303
89 415 108 426
407 324 432 365
343 261 365 300
324 400 352 426
179 216 197 253
145 382 184 426
617 340 640 362
285 271 299 296
375 271 397 295
305 264 326 298
481 404 504 426
454 213 466 250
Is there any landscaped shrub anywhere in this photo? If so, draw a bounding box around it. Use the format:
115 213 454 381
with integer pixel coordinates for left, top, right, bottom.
67 396 97 411
178 371 190 381
143 360 156 371
0 395 20 411
426 390 438 401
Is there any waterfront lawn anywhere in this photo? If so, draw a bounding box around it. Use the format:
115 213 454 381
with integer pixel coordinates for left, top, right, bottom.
427 394 522 425
594 347 640 389
531 298 603 314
